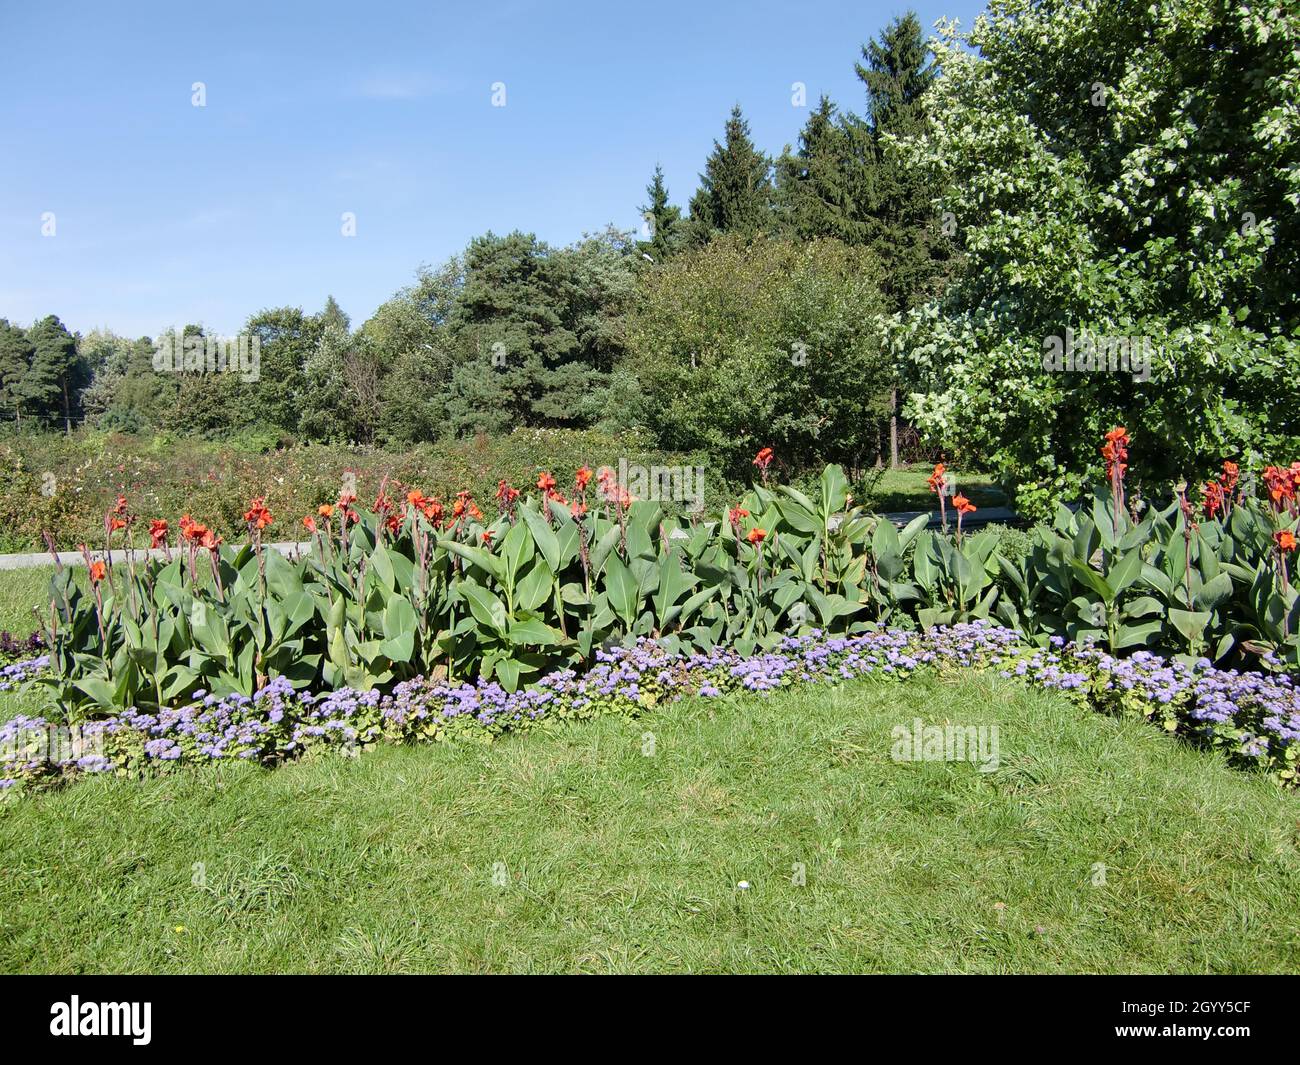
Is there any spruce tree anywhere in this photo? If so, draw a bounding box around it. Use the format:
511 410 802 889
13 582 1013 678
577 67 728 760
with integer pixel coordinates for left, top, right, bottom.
855 11 947 311
775 96 871 244
637 165 683 263
686 105 773 244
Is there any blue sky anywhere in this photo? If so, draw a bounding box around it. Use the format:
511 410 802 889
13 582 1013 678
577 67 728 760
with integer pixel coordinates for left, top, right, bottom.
0 0 984 339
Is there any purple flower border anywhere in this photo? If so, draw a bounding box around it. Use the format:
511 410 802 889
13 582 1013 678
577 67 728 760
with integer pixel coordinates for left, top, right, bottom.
2 623 1298 795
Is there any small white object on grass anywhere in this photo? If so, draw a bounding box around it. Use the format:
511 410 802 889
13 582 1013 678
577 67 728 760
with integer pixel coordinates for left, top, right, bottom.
737 881 750 890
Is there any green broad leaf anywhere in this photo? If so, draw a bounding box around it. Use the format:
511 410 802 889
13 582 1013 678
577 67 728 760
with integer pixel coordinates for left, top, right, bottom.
515 559 554 613
500 521 535 584
494 656 522 693
652 550 696 624
871 518 901 560
1069 558 1114 604
1168 607 1212 646
508 617 561 647
441 538 503 582
459 583 509 636
368 544 397 591
1105 548 1142 595
518 502 561 572
775 498 821 535
73 676 119 709
1193 572 1233 611
603 551 639 626
1115 620 1163 649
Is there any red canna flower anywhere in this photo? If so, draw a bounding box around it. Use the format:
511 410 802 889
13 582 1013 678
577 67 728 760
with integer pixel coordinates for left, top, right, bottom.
89 560 107 584
302 516 317 533
495 480 519 509
200 529 222 552
243 497 273 531
746 527 767 545
575 467 593 491
1219 461 1239 493
108 516 127 532
113 494 128 515
537 472 557 493
953 493 976 515
927 463 946 494
481 528 495 546
148 519 169 548
752 447 773 472
1202 480 1225 519
570 499 587 518
1263 465 1297 510
1100 427 1130 480
1276 530 1297 553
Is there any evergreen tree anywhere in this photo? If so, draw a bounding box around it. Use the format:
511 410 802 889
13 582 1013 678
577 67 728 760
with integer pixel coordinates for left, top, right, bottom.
0 320 33 425
855 11 948 311
24 315 84 433
686 105 773 244
637 165 683 263
775 96 872 244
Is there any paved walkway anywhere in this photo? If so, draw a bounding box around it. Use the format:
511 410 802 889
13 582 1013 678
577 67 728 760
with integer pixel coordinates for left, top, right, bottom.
0 542 313 571
0 505 1025 571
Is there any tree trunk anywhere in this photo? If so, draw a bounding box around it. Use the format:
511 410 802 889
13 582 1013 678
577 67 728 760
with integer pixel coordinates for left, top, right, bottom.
889 387 900 469
62 377 72 436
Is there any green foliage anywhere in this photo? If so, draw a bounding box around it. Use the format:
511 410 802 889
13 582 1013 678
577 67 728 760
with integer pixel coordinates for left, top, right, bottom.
0 428 705 553
37 456 1300 717
685 105 774 244
637 165 684 262
628 235 891 475
890 0 1300 511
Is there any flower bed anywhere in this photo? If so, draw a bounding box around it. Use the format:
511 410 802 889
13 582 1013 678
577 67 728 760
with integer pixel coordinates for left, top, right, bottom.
4 622 1297 796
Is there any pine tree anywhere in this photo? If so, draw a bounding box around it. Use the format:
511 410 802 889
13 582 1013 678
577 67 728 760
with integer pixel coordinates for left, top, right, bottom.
686 105 773 244
637 165 683 263
0 319 33 425
24 315 83 433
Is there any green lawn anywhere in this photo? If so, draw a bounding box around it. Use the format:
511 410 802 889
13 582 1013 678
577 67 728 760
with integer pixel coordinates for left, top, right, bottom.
3 670 1297 973
860 466 1007 513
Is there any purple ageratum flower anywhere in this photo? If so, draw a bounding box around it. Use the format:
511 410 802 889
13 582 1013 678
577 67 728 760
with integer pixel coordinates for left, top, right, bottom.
6 622 1299 793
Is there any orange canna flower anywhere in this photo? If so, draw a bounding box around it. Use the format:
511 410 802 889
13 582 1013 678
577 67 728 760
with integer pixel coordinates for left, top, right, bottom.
752 447 774 471
302 516 317 533
317 503 335 518
537 472 557 493
575 467 593 491
243 497 273 531
746 527 767 545
1276 530 1297 553
953 493 977 515
148 519 169 549
89 560 107 584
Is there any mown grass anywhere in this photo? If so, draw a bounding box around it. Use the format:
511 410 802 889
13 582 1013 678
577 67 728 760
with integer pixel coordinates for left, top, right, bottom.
3 670 1298 974
860 466 1006 513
